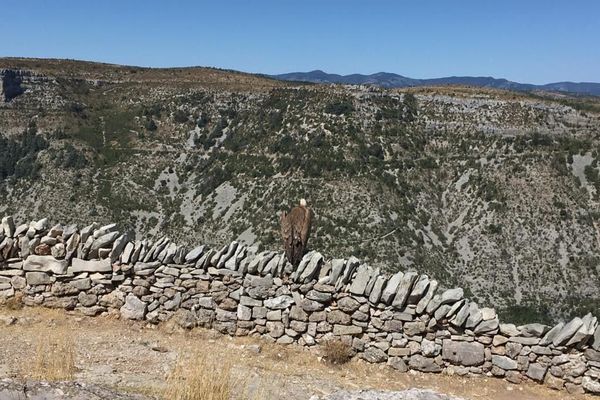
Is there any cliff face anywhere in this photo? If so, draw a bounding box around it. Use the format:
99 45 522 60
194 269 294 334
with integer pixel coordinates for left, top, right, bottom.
0 58 600 323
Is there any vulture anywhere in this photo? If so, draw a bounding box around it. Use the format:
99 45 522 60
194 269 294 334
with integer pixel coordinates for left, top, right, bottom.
280 199 313 268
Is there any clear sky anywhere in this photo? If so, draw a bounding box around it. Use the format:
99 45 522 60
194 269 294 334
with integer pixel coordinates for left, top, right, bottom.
2 0 599 84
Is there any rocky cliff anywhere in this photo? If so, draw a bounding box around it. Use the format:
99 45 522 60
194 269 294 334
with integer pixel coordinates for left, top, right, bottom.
0 58 600 325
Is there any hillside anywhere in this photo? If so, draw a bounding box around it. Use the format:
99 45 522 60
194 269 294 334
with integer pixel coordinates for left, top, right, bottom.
271 70 600 96
1 58 600 323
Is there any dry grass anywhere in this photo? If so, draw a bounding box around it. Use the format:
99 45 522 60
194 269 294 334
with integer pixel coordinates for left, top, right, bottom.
29 326 76 381
2 292 23 310
164 352 233 400
321 339 354 365
164 349 268 400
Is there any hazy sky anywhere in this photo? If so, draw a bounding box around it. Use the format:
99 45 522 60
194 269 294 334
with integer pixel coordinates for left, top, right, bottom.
2 0 599 84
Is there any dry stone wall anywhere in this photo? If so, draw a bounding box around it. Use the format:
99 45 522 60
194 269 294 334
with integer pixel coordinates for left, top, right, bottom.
1 216 600 396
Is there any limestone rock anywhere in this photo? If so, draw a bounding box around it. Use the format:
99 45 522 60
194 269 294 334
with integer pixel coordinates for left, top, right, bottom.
380 271 403 304
442 340 484 366
70 258 112 273
392 271 418 309
23 255 68 274
120 294 147 320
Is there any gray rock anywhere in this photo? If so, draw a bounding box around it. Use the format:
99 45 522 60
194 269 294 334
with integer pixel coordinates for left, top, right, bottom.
361 347 388 363
392 271 418 309
526 363 547 382
299 252 323 283
337 296 360 313
499 323 521 337
583 376 600 394
328 259 346 285
416 279 438 314
388 357 409 372
1 216 15 237
442 340 484 366
540 322 564 345
110 234 130 262
50 243 66 259
25 271 54 285
349 264 372 295
381 271 403 304
449 301 470 327
90 231 120 255
409 355 442 373
467 305 483 330
185 245 205 263
264 295 294 309
474 317 499 334
408 274 429 304
566 312 597 346
23 255 68 274
552 317 584 346
120 294 147 320
492 355 518 370
70 258 112 273
32 218 49 233
368 275 386 304
403 321 426 336
593 324 600 351
519 323 549 338
332 324 362 335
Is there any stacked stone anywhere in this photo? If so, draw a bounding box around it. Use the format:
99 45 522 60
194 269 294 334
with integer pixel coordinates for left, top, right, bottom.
1 216 599 396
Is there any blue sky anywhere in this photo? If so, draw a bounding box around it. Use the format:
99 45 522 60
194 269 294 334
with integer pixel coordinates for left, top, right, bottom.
1 0 599 84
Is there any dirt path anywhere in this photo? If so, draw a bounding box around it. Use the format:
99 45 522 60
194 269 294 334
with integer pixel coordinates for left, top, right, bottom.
0 307 593 400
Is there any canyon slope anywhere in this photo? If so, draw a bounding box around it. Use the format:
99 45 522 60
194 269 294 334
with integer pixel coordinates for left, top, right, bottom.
1 58 600 323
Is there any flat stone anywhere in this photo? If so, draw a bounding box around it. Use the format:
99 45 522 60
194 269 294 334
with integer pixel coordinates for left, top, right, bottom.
333 324 362 336
361 347 388 363
25 271 54 285
408 355 442 373
552 318 583 346
519 323 549 338
264 295 294 309
415 280 438 314
491 355 518 370
392 271 418 309
23 255 68 274
407 274 429 304
442 340 484 366
380 272 403 304
299 252 323 283
70 258 112 273
349 264 373 295
368 276 386 304
540 322 564 346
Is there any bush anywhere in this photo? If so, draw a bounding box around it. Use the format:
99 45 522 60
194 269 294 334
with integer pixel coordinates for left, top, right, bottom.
324 101 354 116
322 339 354 364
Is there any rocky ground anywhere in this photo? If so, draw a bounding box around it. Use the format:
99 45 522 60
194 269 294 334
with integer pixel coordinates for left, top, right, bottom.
0 307 594 400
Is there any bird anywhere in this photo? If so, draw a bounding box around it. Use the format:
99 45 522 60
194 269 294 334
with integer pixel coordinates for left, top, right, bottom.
280 198 313 268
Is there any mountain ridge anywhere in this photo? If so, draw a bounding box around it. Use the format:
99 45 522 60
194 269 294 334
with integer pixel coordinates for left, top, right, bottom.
271 70 600 96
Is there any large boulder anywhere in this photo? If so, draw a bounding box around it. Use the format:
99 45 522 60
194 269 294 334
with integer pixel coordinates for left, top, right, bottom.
442 340 484 366
120 294 147 320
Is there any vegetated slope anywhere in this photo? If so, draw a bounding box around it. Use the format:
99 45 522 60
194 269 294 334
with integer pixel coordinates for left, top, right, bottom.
1 58 600 323
272 70 600 96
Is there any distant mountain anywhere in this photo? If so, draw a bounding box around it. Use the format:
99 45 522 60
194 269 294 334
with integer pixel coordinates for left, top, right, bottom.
271 70 600 96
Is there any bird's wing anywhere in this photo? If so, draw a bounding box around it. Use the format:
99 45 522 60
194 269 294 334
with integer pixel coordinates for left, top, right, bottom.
300 207 313 246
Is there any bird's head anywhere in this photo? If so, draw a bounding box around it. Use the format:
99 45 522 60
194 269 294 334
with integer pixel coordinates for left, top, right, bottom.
300 198 307 207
